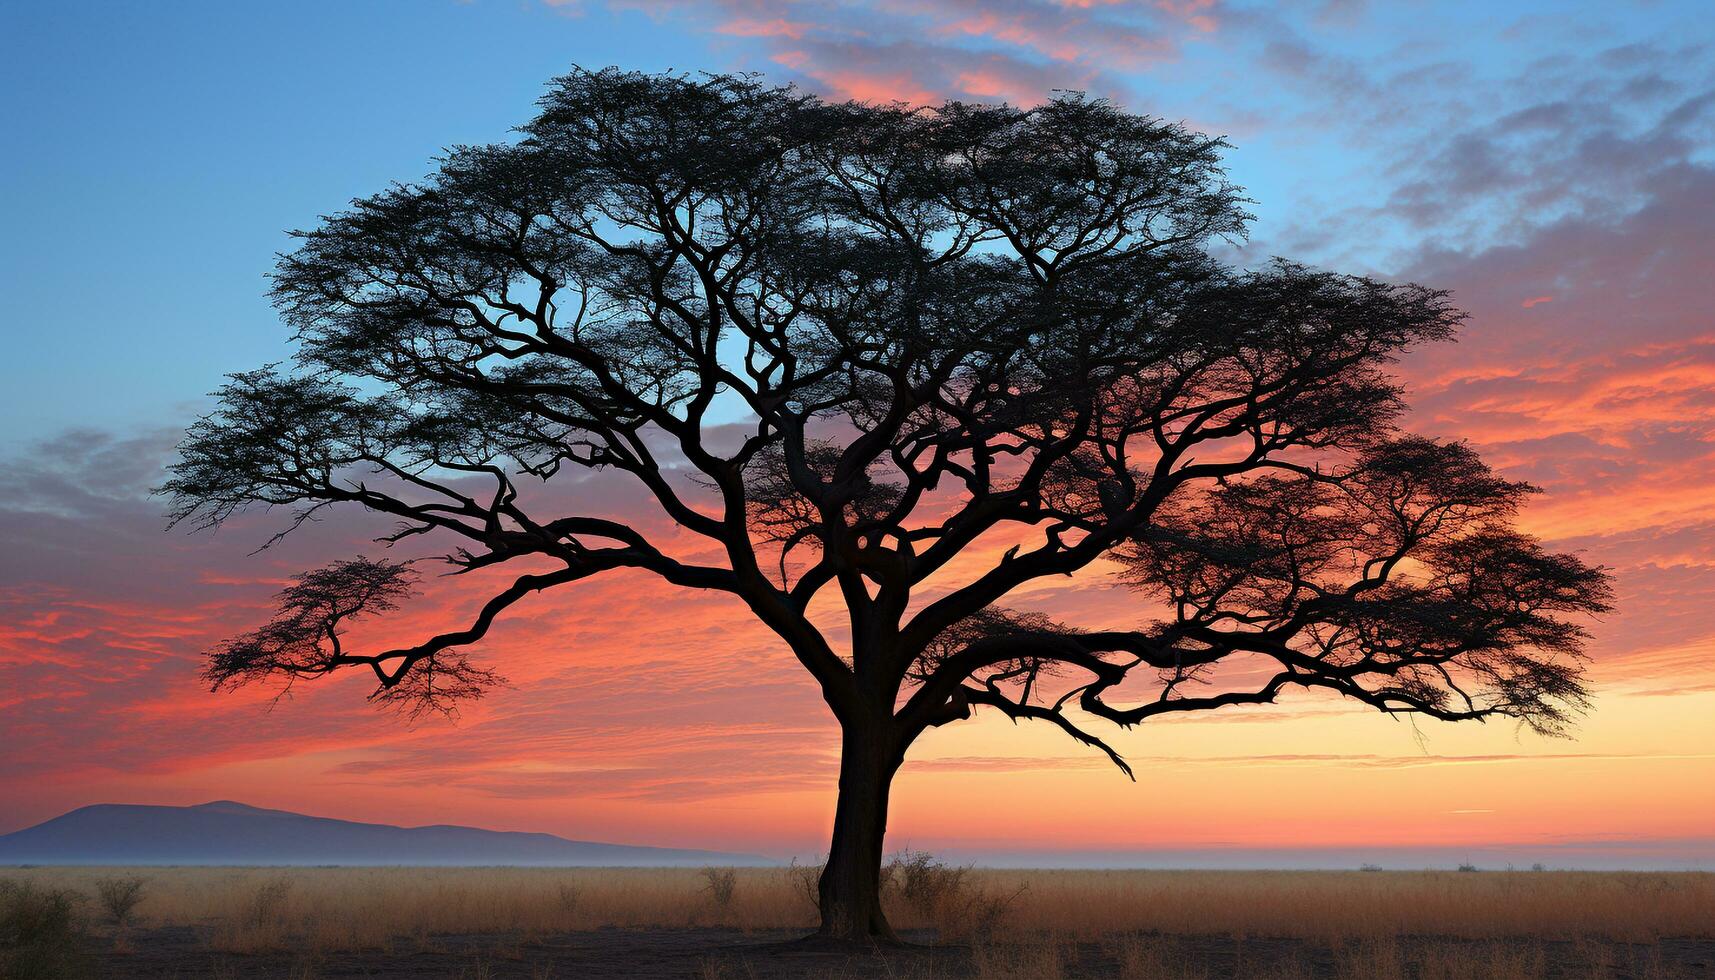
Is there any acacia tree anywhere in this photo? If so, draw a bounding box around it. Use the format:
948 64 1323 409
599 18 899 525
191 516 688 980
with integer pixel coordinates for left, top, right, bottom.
163 69 1610 942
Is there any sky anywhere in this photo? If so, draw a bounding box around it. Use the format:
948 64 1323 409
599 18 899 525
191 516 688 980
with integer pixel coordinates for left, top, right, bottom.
2 0 1713 868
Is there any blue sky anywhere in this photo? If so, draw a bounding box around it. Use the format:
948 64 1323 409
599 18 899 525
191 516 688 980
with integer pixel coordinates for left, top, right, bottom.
5 0 1709 445
2 1 702 442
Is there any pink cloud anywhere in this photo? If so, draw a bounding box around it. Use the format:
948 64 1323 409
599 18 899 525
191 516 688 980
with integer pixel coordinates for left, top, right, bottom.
716 16 810 40
604 0 1193 106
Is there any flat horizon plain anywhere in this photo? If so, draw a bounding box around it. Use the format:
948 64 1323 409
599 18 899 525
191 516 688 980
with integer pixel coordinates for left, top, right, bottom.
6 864 1714 978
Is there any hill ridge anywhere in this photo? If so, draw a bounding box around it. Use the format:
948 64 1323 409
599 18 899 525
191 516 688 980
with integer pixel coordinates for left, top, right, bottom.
0 801 774 867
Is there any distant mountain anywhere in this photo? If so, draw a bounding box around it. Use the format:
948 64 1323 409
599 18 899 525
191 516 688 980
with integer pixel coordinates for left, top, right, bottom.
0 801 774 867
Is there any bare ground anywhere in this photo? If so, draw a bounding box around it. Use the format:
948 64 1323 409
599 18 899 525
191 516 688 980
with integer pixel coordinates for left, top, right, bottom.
70 926 1715 979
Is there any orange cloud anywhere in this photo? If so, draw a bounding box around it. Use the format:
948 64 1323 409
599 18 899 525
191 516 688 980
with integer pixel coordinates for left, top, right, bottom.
4 403 1714 859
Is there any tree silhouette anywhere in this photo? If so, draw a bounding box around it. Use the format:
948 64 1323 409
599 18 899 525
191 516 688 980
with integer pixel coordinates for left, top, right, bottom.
162 69 1611 942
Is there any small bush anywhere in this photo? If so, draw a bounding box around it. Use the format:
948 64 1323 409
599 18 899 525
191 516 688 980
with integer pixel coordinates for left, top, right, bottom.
246 877 294 928
700 868 737 913
888 848 970 919
555 882 580 917
1457 863 1480 873
956 883 1027 943
0 879 86 979
210 876 298 953
94 877 146 927
784 860 822 916
1359 864 1384 872
884 849 1023 941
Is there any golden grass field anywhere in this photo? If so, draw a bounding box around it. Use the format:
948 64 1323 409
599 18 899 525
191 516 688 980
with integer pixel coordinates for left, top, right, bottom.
5 865 1714 978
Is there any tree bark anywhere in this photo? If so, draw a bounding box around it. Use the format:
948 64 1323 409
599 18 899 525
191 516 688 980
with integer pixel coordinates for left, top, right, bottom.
817 723 902 942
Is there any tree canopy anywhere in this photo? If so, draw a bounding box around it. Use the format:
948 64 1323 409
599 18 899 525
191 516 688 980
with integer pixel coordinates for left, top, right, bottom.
162 67 1611 939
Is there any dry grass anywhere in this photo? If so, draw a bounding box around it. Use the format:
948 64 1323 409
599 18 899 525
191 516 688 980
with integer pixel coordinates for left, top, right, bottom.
3 865 1710 957
967 867 1715 942
1108 935 1210 979
971 939 1071 979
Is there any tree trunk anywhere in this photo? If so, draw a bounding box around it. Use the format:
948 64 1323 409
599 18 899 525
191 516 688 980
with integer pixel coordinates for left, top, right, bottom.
817 724 901 942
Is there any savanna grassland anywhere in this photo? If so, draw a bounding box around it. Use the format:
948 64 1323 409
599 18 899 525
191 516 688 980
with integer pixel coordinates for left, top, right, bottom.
4 863 1713 979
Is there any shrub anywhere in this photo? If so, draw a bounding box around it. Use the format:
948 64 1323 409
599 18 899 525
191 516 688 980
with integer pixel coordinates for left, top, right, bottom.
246 877 294 928
1457 863 1480 873
94 877 146 927
884 849 1023 941
0 879 86 979
209 876 298 953
700 869 737 913
888 849 970 920
956 883 1027 943
555 882 580 917
784 860 822 916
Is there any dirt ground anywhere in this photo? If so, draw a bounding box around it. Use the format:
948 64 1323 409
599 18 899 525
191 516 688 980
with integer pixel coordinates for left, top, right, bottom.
62 926 1715 979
